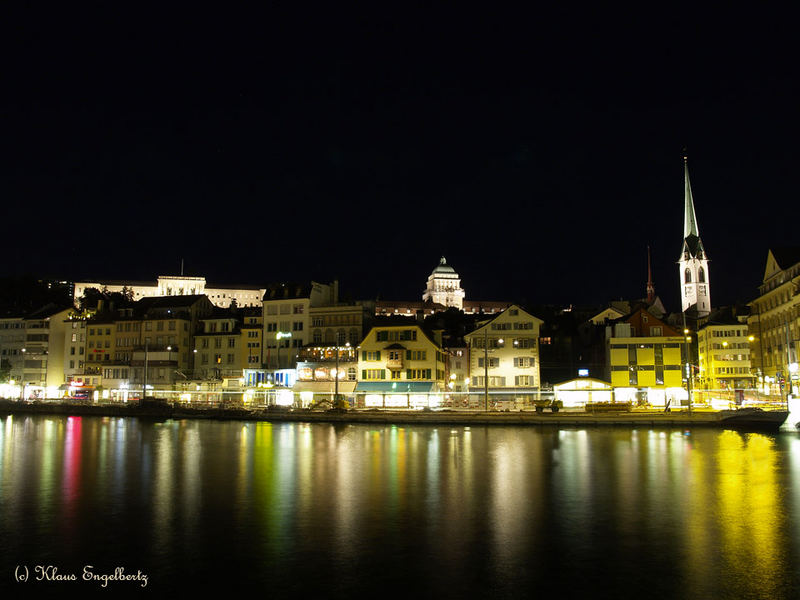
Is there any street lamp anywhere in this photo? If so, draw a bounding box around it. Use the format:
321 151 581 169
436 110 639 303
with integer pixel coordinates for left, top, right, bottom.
166 346 174 389
19 348 26 401
142 340 149 400
484 325 489 411
333 339 351 409
681 317 693 413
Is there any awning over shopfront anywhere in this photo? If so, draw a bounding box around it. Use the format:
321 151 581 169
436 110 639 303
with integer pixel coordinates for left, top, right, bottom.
354 382 435 393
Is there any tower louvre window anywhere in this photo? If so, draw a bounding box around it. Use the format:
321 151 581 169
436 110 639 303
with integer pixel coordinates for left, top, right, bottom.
685 268 692 283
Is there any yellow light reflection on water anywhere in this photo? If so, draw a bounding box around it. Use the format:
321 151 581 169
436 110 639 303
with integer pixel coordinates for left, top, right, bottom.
685 430 784 598
717 431 781 591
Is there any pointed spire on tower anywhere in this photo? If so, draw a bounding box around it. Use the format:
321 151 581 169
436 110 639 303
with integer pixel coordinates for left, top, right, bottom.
683 154 700 239
646 245 655 303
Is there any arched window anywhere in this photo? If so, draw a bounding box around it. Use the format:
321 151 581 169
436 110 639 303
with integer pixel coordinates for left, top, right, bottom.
685 268 692 283
698 267 706 283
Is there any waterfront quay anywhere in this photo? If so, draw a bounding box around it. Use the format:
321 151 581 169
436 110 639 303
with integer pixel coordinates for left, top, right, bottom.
0 398 789 431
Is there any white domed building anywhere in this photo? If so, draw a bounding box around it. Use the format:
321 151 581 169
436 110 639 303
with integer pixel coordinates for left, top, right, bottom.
422 257 466 310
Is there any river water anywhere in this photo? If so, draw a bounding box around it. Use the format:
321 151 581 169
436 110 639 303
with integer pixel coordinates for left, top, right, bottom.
1 414 799 598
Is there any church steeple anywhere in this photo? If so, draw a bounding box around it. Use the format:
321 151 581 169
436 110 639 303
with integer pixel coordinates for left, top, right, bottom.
683 156 700 239
678 155 711 317
646 245 655 303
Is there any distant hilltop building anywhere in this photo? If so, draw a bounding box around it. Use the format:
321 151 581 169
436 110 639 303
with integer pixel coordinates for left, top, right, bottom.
376 257 511 317
73 274 265 309
422 257 465 309
679 156 711 317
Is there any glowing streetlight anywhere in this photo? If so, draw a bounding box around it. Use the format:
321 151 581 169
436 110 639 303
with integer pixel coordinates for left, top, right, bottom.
333 338 350 408
19 348 26 400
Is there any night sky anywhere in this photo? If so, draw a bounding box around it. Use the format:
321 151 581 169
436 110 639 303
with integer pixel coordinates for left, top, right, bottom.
2 7 796 311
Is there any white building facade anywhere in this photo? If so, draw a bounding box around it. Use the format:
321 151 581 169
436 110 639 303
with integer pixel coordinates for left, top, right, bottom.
422 257 465 310
465 305 543 408
74 275 265 309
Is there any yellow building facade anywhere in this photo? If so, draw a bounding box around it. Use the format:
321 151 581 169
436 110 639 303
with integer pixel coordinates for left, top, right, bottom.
697 322 754 391
355 323 446 408
607 335 686 406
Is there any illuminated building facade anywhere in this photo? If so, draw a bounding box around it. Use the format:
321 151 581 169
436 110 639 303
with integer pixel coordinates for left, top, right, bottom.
309 302 373 348
376 257 510 317
747 247 800 392
0 317 25 384
262 281 339 382
76 295 213 394
697 310 755 391
0 305 76 397
355 323 447 408
62 317 87 385
605 306 686 406
422 257 465 309
74 274 265 308
240 307 264 385
194 314 242 382
294 344 358 406
464 304 543 407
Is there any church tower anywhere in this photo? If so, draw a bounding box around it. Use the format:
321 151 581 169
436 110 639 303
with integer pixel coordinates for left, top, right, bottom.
678 156 711 317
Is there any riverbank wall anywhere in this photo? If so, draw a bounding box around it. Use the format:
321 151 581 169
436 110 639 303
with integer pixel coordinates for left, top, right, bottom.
0 399 789 431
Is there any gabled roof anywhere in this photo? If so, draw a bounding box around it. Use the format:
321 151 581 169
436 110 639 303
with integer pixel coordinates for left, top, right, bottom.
769 247 800 271
613 305 680 336
589 306 626 325
466 304 544 337
365 322 443 349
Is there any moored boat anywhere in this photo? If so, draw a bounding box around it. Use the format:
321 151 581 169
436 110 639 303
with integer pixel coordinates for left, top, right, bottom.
718 408 788 432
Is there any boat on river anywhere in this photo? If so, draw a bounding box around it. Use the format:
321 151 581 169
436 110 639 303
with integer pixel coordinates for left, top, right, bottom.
717 407 790 431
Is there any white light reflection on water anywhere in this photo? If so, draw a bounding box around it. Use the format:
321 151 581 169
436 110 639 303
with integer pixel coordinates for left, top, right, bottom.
152 422 175 558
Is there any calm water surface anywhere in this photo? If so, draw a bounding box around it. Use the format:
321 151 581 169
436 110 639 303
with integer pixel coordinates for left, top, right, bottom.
1 414 799 598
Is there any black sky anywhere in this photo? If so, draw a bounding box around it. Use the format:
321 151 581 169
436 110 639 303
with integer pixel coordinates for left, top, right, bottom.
2 7 797 311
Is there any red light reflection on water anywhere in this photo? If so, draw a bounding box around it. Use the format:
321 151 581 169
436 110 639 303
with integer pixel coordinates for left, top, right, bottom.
61 416 82 527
